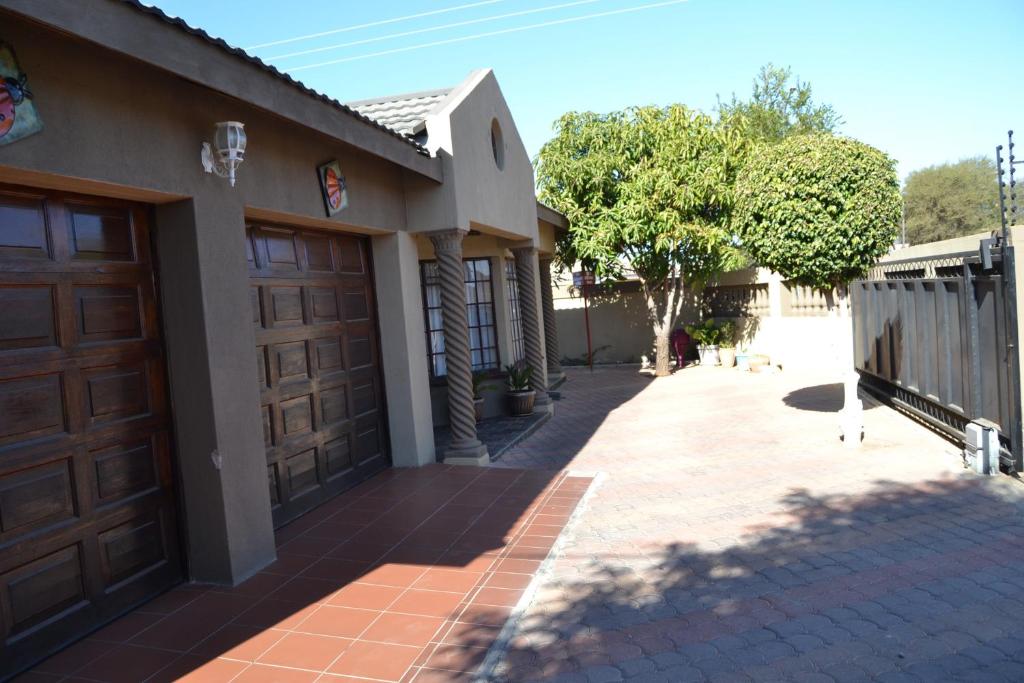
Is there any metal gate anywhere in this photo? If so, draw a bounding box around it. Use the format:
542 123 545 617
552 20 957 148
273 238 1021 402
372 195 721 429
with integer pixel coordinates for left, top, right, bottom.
850 243 1022 470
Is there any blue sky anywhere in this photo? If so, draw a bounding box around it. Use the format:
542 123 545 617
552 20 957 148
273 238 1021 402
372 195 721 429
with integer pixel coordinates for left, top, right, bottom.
154 0 1022 182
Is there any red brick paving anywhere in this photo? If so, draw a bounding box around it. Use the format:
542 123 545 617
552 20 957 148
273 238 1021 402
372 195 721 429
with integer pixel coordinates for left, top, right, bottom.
19 466 592 682
491 365 1024 682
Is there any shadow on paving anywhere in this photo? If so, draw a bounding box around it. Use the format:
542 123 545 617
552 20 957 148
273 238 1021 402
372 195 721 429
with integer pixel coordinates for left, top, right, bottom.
473 477 1024 682
492 366 656 470
783 383 880 413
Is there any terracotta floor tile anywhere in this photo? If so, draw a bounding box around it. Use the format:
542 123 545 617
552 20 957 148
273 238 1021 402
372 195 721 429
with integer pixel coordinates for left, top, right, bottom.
438 621 501 649
232 664 320 682
327 541 394 563
358 563 427 588
277 536 333 558
147 654 248 683
455 604 513 627
209 572 290 598
85 611 164 644
436 551 498 573
298 557 367 582
293 605 379 638
327 582 403 610
515 534 557 550
304 520 365 542
75 644 180 682
411 667 476 682
189 624 287 661
422 644 490 673
412 568 484 594
327 640 421 681
484 572 532 590
493 558 541 574
502 545 550 561
129 608 226 652
256 632 351 671
30 638 113 675
268 576 338 605
381 545 447 567
389 589 464 618
233 600 318 630
361 612 445 647
471 586 524 608
135 586 205 615
261 553 316 576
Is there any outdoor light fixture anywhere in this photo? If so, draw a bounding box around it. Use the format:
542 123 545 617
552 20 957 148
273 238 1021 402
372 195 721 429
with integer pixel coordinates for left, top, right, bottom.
201 121 246 186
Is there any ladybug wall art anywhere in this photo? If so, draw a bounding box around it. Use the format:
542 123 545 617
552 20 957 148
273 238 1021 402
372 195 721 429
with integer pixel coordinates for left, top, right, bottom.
0 43 42 146
317 160 349 216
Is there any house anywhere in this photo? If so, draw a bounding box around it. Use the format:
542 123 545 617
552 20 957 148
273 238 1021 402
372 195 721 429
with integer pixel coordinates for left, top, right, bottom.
0 0 567 674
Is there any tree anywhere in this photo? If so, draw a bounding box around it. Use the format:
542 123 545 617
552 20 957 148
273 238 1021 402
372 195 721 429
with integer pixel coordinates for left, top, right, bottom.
537 105 747 376
733 133 901 443
734 134 901 294
718 64 842 144
903 157 1000 245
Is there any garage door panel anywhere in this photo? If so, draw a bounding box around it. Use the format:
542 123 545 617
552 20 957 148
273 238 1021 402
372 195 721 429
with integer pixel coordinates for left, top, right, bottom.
0 194 49 261
0 186 181 676
249 223 388 528
0 285 57 351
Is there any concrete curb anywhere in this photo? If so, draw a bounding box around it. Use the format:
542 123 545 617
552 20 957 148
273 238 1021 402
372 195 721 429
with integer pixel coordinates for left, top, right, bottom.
475 470 607 682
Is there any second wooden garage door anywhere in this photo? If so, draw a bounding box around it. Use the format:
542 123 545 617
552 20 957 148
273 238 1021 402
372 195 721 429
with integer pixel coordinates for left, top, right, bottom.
247 223 389 528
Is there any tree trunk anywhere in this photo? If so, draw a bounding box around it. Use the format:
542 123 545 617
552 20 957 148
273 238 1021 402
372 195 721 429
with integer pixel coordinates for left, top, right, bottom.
654 328 671 377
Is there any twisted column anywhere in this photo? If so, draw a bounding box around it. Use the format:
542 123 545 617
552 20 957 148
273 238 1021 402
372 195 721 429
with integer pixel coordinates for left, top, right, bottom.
512 246 551 410
428 229 488 465
539 257 564 382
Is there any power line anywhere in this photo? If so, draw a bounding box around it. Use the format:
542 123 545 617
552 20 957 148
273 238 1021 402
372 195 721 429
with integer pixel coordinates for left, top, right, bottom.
245 0 507 51
270 0 604 61
287 0 688 72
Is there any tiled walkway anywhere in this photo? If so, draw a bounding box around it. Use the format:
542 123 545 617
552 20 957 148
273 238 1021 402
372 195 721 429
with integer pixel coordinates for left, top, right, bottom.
20 466 592 682
493 365 1024 682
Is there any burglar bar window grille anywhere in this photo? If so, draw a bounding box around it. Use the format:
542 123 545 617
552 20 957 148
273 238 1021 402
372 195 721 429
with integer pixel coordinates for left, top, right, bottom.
506 259 526 363
420 258 499 377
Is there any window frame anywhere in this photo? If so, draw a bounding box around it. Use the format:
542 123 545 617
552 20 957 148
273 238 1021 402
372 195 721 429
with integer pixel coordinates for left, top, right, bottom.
505 258 526 363
420 257 500 380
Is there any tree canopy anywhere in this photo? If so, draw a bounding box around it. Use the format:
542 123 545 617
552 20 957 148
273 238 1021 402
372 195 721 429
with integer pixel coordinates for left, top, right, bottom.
536 105 747 374
717 64 842 144
733 134 902 292
903 157 1000 245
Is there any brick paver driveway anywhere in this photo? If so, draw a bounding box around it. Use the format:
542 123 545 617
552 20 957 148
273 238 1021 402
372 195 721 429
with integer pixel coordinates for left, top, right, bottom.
488 365 1024 682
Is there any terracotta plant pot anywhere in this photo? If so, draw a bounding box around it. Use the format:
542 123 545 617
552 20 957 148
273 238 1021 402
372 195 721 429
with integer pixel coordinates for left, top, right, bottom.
719 348 736 368
507 390 535 416
748 354 771 373
697 345 720 366
474 396 485 422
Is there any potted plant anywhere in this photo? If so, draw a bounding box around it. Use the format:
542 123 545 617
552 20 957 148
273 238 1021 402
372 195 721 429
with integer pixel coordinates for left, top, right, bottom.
471 371 493 422
684 319 721 367
718 321 736 368
504 362 535 416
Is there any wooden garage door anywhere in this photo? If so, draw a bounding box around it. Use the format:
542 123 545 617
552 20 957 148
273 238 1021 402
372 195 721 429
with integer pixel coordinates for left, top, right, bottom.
0 185 182 677
247 223 389 528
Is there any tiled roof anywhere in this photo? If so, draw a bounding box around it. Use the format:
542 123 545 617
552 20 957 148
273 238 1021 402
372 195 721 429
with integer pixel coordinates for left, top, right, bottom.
348 89 452 137
117 0 430 156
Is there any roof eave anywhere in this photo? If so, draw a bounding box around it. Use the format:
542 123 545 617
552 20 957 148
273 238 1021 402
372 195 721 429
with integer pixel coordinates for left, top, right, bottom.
537 201 569 231
0 0 444 182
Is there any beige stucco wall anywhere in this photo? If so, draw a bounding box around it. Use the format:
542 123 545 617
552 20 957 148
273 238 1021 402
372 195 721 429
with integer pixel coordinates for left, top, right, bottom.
406 70 539 242
553 267 845 370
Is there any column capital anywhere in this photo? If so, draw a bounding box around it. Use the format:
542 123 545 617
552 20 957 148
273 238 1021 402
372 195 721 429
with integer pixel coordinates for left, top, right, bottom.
511 244 538 258
427 228 468 255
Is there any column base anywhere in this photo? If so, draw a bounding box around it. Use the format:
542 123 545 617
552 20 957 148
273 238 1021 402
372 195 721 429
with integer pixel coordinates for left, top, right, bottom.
443 440 490 466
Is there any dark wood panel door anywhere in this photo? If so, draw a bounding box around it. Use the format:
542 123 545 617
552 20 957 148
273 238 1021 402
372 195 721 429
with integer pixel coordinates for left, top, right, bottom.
0 185 182 677
247 224 389 528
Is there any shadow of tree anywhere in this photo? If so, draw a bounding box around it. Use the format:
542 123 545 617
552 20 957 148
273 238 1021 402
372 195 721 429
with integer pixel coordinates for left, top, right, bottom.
783 383 880 413
477 477 1024 681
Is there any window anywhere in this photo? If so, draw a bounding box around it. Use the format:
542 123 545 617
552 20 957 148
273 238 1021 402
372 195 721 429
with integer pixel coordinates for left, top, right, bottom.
490 118 504 170
421 257 499 377
505 259 525 363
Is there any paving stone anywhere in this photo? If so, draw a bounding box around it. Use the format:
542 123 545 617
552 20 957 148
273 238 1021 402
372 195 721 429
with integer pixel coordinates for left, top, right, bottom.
484 367 1024 683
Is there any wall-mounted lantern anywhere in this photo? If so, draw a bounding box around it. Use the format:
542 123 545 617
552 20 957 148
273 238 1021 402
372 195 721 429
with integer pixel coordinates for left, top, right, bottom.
201 121 246 186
